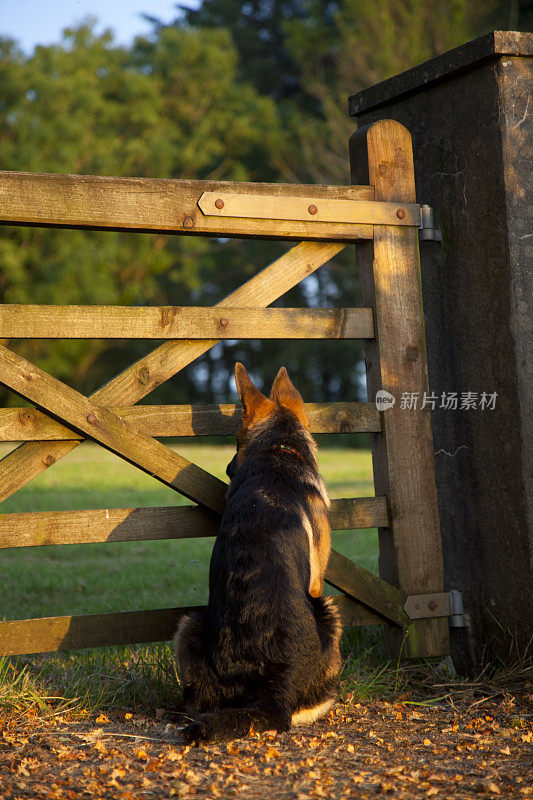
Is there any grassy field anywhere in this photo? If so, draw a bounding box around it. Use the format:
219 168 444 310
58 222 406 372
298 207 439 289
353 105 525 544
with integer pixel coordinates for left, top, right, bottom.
0 441 378 622
0 441 387 713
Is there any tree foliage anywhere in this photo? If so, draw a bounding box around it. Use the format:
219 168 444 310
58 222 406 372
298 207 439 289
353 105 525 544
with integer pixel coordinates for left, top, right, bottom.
0 0 514 404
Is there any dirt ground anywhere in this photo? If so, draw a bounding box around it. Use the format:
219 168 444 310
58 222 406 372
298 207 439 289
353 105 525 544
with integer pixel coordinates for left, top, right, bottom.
1 691 531 800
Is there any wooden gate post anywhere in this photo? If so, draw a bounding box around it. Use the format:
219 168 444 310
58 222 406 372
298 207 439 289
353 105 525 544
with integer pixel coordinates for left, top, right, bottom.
350 119 449 658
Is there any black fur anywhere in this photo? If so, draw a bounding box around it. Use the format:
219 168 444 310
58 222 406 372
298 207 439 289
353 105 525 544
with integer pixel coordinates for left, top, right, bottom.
174 377 341 744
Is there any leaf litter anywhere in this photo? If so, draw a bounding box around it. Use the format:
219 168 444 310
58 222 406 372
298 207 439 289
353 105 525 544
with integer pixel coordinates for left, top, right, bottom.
1 689 532 799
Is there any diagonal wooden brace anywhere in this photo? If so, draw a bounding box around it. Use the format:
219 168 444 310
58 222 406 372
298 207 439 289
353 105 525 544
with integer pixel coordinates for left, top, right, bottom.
0 242 345 504
326 549 410 627
0 345 227 514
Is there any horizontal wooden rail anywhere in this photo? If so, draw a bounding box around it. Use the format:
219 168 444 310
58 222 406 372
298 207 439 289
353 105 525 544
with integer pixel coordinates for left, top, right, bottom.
0 497 389 549
0 171 374 242
0 597 385 655
0 402 380 441
0 305 374 339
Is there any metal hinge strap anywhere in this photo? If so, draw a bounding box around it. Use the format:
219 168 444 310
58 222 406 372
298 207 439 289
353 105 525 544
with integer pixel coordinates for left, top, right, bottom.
404 589 466 627
199 191 421 227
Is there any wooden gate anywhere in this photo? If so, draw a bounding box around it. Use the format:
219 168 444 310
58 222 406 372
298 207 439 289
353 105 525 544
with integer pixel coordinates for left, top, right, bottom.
0 120 449 659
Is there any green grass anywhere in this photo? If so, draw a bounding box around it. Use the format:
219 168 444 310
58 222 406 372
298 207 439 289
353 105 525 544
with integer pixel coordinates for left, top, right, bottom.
0 441 383 714
0 442 378 621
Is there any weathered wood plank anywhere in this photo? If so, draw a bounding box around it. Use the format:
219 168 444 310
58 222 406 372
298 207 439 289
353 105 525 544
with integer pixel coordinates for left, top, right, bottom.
0 242 344 503
0 402 381 441
0 171 373 241
329 496 389 530
334 595 386 627
0 345 228 514
350 120 449 658
0 607 201 655
0 305 374 339
326 549 409 627
0 597 383 655
0 497 388 549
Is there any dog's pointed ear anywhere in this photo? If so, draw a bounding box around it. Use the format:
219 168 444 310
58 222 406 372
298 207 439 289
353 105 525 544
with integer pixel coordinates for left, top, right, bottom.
270 366 309 428
235 362 274 423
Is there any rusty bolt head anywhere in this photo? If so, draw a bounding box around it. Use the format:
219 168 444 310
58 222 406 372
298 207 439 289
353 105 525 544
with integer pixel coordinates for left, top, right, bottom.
428 600 438 612
406 345 419 362
219 317 228 328
87 412 97 425
182 216 194 229
215 198 225 210
378 163 388 176
308 204 318 216
44 454 55 467
396 208 406 220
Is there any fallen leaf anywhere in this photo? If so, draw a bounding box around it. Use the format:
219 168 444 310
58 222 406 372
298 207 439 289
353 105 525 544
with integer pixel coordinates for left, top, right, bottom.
472 779 501 794
264 746 281 762
93 739 107 755
95 714 110 724
108 767 126 788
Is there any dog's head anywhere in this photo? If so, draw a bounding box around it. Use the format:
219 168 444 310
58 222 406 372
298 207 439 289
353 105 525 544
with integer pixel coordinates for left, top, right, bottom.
226 362 310 479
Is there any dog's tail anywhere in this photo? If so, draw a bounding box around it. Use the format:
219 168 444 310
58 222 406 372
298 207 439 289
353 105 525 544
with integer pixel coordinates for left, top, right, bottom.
181 703 290 744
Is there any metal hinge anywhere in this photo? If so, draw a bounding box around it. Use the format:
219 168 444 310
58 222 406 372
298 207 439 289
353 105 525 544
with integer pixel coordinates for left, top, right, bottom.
199 191 421 227
418 204 442 242
404 589 466 627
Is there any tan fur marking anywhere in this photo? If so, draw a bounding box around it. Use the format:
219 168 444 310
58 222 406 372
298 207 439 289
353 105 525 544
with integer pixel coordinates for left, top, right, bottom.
303 513 322 597
306 492 331 591
291 697 335 725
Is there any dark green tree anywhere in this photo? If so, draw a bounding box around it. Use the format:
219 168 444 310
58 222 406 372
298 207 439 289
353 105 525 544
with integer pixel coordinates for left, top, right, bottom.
0 22 285 404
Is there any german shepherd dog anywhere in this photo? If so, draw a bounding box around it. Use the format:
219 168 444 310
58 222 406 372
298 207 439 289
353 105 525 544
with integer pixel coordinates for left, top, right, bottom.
173 363 341 744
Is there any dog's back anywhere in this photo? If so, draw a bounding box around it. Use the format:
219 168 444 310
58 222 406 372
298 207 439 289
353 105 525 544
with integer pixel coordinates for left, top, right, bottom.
174 364 341 743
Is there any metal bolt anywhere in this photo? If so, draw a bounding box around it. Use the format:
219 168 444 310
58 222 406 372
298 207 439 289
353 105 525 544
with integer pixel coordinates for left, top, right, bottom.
396 208 406 220
87 412 97 425
44 454 55 467
215 198 225 210
308 204 318 215
406 345 419 361
219 318 228 328
378 163 388 176
183 216 194 229
428 600 438 612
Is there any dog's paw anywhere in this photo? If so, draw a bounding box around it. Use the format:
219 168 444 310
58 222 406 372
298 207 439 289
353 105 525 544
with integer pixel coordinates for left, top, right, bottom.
181 716 213 745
